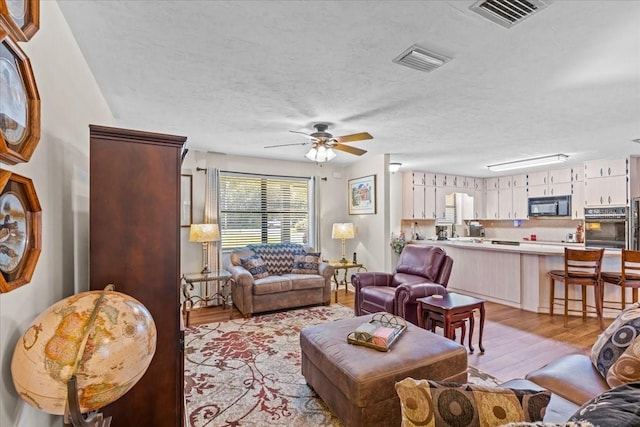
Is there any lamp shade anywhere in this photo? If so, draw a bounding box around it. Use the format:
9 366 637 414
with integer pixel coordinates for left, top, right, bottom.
332 223 355 240
189 223 220 242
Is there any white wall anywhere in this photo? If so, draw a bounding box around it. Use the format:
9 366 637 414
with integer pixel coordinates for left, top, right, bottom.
0 2 114 426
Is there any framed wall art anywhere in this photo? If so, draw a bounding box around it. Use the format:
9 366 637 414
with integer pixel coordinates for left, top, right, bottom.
0 170 41 293
348 174 376 215
181 174 192 227
0 26 40 165
0 0 39 42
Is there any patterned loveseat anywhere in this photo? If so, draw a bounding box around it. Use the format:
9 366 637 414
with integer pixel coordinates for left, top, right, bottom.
227 243 334 318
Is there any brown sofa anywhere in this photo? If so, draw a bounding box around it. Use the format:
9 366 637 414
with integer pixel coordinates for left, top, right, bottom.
352 244 453 325
227 243 334 317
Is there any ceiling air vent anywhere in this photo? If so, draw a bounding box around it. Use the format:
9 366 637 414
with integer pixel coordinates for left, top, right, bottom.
470 0 552 28
392 45 450 73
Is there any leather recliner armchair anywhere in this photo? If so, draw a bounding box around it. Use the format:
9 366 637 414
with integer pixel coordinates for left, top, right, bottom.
352 245 453 325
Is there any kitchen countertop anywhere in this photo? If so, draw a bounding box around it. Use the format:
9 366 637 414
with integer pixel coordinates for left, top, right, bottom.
410 238 621 256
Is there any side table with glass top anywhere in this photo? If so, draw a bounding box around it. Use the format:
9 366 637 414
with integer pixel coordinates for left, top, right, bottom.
181 270 234 326
328 261 367 303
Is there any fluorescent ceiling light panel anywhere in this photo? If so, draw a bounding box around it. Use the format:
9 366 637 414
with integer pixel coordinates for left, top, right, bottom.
487 154 568 172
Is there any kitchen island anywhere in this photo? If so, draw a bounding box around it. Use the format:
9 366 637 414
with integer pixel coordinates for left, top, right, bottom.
411 239 622 317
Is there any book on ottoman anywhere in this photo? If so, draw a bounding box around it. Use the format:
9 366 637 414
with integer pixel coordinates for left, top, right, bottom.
347 312 407 351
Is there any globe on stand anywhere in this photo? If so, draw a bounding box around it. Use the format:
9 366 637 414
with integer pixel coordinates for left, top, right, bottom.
11 285 156 426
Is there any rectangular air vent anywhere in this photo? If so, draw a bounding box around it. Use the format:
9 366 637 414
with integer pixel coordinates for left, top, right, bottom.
392 45 450 73
470 0 551 28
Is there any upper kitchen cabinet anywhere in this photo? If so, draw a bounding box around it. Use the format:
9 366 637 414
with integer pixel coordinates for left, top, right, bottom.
472 178 485 219
403 171 436 219
584 159 629 207
584 158 628 179
528 168 572 197
571 167 585 219
511 174 528 220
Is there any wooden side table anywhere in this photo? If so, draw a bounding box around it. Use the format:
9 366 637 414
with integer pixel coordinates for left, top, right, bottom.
181 270 234 325
417 293 486 354
328 261 366 303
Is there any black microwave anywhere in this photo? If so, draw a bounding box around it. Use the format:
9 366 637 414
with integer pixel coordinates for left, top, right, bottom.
528 195 571 217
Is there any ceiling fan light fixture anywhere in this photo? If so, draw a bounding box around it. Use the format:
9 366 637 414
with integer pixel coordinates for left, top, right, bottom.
306 145 336 163
487 154 568 172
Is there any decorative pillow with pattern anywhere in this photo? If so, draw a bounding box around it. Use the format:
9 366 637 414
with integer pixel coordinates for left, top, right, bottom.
395 378 551 427
240 255 269 279
568 381 640 426
291 253 321 275
607 335 640 387
590 303 640 385
247 243 306 275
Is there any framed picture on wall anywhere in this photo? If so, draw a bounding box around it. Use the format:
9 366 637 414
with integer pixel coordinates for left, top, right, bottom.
181 174 192 227
0 0 40 42
0 170 41 293
348 174 376 215
0 26 40 165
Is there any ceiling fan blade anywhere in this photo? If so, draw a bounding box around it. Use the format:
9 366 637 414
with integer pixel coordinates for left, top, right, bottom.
289 130 320 141
334 132 373 143
333 144 367 156
264 142 309 149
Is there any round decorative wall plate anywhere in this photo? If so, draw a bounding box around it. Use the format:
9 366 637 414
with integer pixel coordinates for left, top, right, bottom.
0 0 39 42
0 26 40 165
0 170 41 293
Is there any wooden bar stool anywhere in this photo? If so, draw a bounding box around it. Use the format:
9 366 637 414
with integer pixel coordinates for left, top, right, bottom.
601 249 640 310
548 248 605 329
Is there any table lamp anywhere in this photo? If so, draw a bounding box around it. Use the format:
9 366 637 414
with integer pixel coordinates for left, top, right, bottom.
332 223 355 264
189 223 220 274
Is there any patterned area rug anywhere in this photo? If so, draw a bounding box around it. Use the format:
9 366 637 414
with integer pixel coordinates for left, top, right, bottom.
184 304 501 427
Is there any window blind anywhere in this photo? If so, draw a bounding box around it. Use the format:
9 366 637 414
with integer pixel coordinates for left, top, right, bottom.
218 172 311 250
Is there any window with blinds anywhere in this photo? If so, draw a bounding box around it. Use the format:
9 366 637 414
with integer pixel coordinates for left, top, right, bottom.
219 172 312 250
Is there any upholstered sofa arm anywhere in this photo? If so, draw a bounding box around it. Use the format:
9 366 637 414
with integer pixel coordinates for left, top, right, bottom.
318 262 334 281
352 272 393 290
394 282 448 325
227 264 254 287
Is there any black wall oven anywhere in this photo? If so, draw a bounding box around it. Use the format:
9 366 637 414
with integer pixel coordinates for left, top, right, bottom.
584 206 628 250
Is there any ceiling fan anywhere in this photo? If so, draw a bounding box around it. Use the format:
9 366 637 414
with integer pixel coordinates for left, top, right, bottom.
264 123 373 162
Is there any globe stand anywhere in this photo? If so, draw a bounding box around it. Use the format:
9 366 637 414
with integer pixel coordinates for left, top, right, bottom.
64 375 112 427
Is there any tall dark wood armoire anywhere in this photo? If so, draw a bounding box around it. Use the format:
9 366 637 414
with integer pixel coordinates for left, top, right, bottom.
89 125 187 426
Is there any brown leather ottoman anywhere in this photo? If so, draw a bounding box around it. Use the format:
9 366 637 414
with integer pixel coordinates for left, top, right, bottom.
300 313 468 427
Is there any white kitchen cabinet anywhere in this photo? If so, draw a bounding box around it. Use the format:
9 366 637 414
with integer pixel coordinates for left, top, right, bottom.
512 174 528 219
584 175 628 207
571 167 585 220
435 186 448 219
485 188 499 219
402 172 414 219
584 159 629 207
572 182 585 219
403 171 438 219
473 178 485 219
584 158 628 179
528 168 571 197
528 171 548 187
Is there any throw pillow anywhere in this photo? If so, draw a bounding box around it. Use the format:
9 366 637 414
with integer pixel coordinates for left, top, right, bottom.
240 255 269 279
395 378 551 427
291 253 321 275
568 381 640 426
607 335 640 387
590 303 640 385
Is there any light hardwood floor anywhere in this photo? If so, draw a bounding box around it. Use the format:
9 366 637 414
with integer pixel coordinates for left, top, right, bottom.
185 290 608 382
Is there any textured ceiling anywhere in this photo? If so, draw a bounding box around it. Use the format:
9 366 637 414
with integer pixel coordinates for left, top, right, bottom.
58 0 640 177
